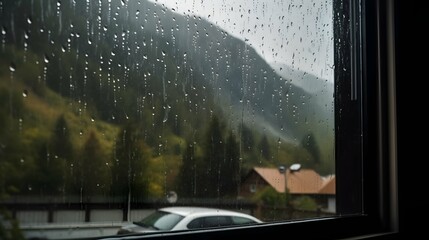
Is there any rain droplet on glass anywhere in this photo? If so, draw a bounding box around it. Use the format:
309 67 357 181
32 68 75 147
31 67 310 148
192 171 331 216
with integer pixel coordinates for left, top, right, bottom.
44 55 50 63
9 63 16 72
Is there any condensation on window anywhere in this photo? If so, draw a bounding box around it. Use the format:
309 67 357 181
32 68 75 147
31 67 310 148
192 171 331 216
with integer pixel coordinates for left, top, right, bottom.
0 0 334 238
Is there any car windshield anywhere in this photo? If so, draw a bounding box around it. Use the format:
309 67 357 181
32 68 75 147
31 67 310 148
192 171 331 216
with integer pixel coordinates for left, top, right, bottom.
134 211 184 231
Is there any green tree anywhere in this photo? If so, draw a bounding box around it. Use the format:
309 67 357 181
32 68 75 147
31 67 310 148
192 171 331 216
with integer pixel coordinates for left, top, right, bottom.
50 115 75 194
251 186 291 221
111 123 149 201
201 116 225 198
78 131 109 197
221 130 240 197
32 142 65 195
51 115 74 161
291 196 318 211
176 141 198 198
252 186 288 207
239 123 254 152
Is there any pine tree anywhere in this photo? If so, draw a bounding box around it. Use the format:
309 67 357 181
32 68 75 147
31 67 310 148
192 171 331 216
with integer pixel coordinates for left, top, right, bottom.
111 123 149 201
32 142 65 195
239 123 254 152
51 114 74 161
176 141 198 198
201 116 224 198
51 114 74 194
79 131 109 197
222 131 240 197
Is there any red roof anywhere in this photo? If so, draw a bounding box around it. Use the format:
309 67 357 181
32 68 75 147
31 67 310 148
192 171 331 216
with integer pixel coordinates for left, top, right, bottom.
253 167 285 193
251 167 335 195
318 175 336 194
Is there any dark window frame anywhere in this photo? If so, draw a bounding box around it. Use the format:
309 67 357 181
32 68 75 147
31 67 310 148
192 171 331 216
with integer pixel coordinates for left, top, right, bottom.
91 0 401 239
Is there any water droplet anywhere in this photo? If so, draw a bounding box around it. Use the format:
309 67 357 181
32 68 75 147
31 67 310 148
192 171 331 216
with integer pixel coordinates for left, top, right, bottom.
22 90 28 98
44 55 50 63
27 17 32 24
8 63 16 73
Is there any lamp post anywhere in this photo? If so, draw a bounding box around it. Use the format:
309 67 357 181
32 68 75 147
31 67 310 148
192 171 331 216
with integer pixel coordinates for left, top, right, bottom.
278 164 301 219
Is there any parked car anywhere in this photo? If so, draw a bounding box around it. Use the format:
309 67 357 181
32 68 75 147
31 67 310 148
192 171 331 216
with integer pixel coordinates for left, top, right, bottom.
117 206 263 235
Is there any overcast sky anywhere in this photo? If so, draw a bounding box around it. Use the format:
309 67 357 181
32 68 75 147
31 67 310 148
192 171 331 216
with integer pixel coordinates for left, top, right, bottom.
149 0 333 81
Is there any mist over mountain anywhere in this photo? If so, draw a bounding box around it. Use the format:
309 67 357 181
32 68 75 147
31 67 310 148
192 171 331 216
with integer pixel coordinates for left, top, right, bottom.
270 63 334 94
270 62 335 123
129 1 334 143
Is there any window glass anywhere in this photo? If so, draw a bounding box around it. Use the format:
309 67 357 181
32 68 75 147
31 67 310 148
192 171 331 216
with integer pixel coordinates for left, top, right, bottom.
0 0 334 238
187 218 203 230
200 216 231 228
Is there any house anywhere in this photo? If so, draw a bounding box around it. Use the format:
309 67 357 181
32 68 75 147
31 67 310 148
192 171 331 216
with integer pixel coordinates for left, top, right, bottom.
240 167 336 213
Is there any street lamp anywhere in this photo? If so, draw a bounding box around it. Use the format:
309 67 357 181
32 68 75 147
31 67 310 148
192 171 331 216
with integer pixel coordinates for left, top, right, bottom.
278 164 301 219
278 163 302 193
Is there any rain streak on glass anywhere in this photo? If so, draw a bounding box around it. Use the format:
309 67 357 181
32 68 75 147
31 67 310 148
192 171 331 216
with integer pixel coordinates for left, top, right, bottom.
0 0 334 238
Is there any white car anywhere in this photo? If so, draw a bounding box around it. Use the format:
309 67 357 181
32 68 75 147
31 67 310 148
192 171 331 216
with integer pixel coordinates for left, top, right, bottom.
117 206 263 235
